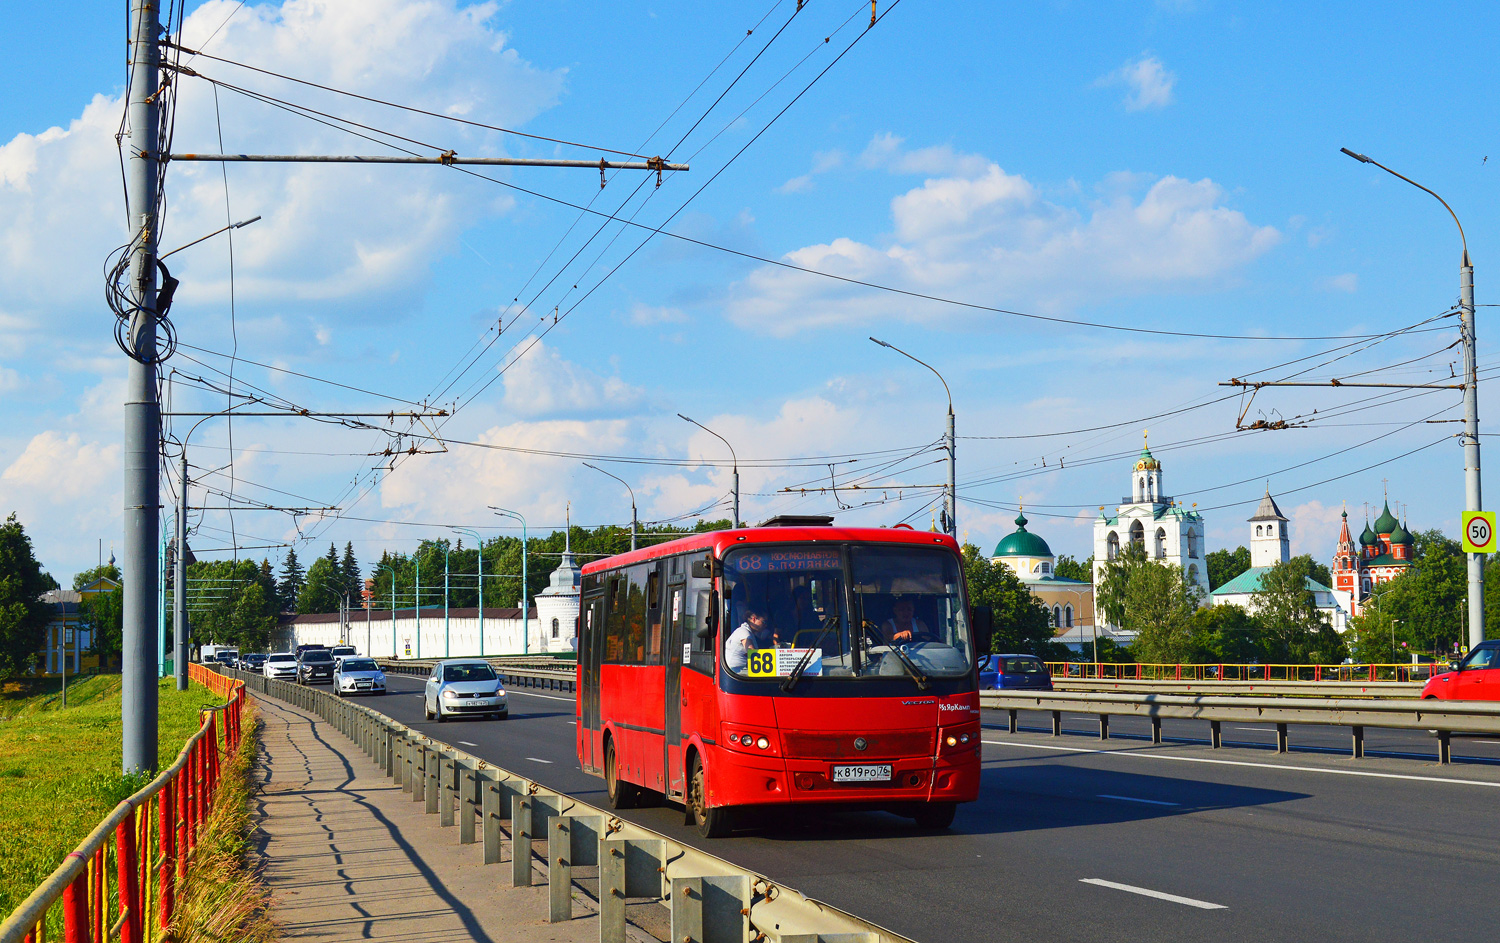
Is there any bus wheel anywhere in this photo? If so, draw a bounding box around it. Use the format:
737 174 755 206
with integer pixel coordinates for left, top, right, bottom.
912 801 957 830
605 739 639 810
688 757 733 838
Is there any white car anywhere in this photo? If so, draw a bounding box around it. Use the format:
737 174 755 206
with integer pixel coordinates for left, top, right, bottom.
334 657 386 697
263 652 298 681
423 659 508 722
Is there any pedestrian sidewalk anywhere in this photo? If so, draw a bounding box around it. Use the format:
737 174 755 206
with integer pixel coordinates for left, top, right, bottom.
252 695 608 942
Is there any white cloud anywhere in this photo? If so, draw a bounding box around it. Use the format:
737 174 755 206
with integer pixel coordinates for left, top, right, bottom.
0 0 564 333
726 155 1280 336
776 149 846 193
628 303 687 325
500 341 644 418
859 133 989 178
1098 55 1177 111
1289 500 1345 559
1319 273 1359 293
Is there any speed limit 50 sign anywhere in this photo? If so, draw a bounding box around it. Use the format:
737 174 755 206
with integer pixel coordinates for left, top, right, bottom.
1463 511 1497 553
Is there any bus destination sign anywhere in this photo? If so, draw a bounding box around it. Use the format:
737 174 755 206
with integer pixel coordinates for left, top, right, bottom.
734 549 841 572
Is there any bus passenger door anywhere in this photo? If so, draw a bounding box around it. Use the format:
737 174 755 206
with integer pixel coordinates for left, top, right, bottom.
580 594 605 771
664 581 686 799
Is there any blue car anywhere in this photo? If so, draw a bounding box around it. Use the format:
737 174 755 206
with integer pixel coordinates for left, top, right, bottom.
978 654 1053 691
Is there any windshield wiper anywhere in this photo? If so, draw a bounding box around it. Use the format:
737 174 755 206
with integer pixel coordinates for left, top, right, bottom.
863 620 929 690
780 613 841 692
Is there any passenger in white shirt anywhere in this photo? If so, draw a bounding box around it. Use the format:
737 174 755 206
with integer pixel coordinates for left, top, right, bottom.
725 608 777 673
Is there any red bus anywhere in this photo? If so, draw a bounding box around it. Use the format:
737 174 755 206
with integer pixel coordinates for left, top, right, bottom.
576 516 987 837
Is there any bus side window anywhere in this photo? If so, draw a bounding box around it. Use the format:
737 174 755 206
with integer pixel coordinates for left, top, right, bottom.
604 574 626 663
684 554 715 674
646 567 663 665
625 564 649 665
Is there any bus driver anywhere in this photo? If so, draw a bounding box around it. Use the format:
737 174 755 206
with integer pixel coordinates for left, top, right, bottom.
725 606 777 672
882 597 934 645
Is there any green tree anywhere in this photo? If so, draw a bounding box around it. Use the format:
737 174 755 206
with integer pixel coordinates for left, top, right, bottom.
79 585 124 661
1054 554 1091 582
960 544 1061 657
297 556 342 615
184 558 280 651
230 583 277 651
1206 546 1252 590
278 548 305 612
72 562 120 590
340 541 361 602
1251 557 1347 664
1190 603 1262 663
1124 561 1202 663
1096 542 1149 627
0 514 54 677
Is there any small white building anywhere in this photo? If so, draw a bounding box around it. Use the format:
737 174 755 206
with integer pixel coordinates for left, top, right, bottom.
533 549 581 653
1209 490 1351 632
1092 434 1210 600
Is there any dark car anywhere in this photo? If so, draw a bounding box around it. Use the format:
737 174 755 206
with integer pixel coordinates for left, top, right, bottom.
295 644 328 658
240 653 267 671
978 654 1053 691
297 648 336 685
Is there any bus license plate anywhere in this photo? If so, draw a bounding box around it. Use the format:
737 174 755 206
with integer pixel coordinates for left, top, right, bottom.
831 764 892 783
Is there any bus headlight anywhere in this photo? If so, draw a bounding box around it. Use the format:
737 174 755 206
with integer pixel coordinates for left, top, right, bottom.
755 737 770 750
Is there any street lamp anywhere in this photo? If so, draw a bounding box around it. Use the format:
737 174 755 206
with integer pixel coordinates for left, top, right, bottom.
583 463 639 551
1341 147 1483 648
677 414 739 528
375 562 397 658
441 540 452 658
453 527 485 656
489 507 529 654
870 337 956 538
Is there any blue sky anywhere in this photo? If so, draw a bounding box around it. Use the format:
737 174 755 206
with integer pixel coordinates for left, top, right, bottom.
3 0 1498 581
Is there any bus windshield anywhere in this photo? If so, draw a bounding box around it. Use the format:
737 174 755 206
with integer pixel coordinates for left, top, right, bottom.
722 543 973 682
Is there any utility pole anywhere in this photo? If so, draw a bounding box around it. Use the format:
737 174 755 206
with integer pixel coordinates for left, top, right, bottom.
870 338 956 538
678 415 739 528
1340 148 1482 647
175 449 188 690
583 464 638 549
122 0 162 773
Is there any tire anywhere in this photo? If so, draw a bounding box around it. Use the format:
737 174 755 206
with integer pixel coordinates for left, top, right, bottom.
423 701 434 721
687 756 733 838
605 739 639 810
912 802 957 830
436 709 447 723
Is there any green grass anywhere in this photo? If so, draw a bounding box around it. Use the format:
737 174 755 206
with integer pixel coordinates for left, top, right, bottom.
0 674 224 919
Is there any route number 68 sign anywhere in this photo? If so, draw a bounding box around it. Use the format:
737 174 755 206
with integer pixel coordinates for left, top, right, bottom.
1463 511 1497 553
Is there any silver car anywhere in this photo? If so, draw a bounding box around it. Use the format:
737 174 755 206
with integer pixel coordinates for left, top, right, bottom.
263 652 298 680
423 659 508 722
334 657 386 696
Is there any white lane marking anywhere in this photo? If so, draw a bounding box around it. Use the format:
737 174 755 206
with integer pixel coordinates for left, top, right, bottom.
1474 740 1500 745
458 741 477 747
507 690 575 703
568 721 577 725
983 739 1500 789
1097 794 1178 807
1233 727 1272 732
1080 878 1226 910
526 757 554 764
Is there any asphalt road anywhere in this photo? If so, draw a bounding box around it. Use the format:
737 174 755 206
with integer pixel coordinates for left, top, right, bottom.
326 676 1500 943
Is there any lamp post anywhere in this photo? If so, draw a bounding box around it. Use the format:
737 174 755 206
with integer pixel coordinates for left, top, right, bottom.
453 527 485 656
489 507 529 654
414 554 422 659
1341 148 1483 649
677 414 739 528
376 563 397 658
583 463 638 551
870 337 956 538
441 540 452 658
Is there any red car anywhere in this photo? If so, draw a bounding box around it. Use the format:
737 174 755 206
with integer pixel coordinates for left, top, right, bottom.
1421 641 1500 700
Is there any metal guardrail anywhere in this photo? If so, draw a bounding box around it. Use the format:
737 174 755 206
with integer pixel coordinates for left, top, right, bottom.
1 664 247 943
1052 679 1426 698
1046 661 1445 683
234 668 911 943
981 690 1495 763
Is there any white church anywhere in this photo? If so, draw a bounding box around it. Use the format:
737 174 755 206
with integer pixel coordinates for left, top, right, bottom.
1209 490 1350 632
1092 434 1211 597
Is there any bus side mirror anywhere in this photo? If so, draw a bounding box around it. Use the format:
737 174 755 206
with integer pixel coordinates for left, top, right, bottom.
696 591 719 639
691 559 713 579
971 605 994 640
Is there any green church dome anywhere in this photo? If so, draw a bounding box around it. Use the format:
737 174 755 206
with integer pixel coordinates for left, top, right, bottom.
1359 520 1377 546
1388 519 1410 545
1373 501 1399 535
994 512 1053 558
